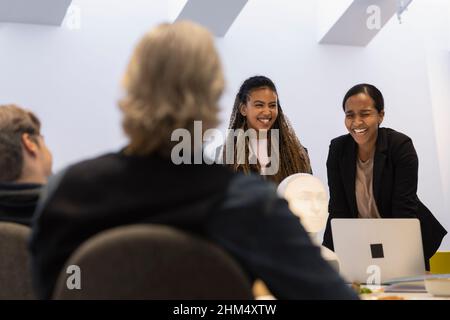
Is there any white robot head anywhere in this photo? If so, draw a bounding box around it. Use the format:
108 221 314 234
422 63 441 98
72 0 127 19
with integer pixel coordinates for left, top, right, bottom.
277 173 329 233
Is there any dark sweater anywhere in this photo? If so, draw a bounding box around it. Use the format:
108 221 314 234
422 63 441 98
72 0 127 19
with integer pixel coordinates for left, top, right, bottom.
0 182 42 226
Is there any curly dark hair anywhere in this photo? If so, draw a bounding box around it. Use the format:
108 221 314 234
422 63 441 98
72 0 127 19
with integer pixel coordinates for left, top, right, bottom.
224 76 312 184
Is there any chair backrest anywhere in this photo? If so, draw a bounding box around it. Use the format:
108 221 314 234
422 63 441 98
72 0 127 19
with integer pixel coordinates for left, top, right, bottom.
0 222 34 299
53 224 253 299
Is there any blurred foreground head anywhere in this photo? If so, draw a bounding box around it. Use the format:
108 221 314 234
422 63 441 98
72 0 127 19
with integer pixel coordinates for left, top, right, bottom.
0 104 52 184
119 21 225 157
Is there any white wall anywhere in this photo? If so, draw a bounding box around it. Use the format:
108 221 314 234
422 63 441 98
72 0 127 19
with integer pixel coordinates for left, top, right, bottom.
421 1 450 248
0 0 167 168
1 0 449 249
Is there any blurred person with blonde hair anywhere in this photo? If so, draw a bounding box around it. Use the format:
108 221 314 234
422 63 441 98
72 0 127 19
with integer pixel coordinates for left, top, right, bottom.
0 104 52 225
30 21 356 300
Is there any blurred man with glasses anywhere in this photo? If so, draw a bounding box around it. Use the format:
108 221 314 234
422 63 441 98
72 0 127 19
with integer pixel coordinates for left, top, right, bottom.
0 104 53 226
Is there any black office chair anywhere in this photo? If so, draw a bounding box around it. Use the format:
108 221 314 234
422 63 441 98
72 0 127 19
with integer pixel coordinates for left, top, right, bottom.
0 222 35 299
53 224 253 299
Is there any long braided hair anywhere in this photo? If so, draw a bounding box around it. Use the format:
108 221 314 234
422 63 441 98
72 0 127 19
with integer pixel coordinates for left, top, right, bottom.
224 76 312 184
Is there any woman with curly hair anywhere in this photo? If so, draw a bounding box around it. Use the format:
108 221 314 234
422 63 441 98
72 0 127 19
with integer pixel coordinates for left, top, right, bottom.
224 76 311 184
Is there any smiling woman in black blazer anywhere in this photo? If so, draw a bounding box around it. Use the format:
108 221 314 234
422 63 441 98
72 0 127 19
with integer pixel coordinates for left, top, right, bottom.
322 83 447 269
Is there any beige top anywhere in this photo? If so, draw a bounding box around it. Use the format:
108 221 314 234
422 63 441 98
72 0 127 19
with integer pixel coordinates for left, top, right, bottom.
249 137 270 175
355 157 381 219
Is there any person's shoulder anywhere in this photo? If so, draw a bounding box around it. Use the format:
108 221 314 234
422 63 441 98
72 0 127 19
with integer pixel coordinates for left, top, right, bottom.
329 133 352 155
330 133 352 146
380 127 413 149
381 127 412 142
57 152 126 190
67 151 123 174
223 173 279 215
31 153 125 223
228 173 277 198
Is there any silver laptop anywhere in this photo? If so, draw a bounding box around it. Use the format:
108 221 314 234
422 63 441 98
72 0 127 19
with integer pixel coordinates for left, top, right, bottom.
331 219 425 284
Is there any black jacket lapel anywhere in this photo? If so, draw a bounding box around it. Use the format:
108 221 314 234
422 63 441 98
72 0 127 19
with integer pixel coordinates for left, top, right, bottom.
373 128 387 209
341 137 358 218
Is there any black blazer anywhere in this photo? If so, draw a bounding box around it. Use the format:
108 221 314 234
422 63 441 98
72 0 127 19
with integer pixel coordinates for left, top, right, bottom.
323 127 447 264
